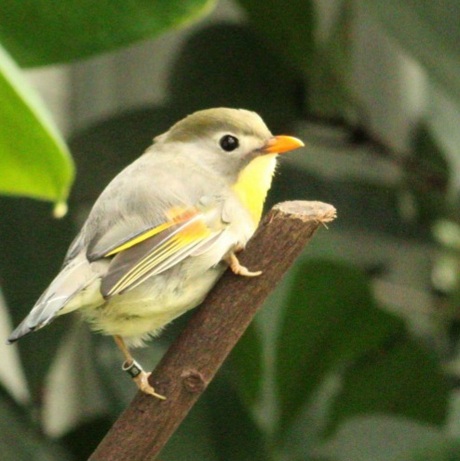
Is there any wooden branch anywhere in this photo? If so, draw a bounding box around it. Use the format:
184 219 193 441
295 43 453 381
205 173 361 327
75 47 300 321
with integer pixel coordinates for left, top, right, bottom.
89 200 336 461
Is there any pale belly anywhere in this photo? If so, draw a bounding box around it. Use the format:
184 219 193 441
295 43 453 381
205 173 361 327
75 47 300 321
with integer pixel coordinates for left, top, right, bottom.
80 262 227 347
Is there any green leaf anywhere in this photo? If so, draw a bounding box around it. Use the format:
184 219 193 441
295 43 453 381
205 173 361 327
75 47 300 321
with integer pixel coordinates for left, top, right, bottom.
328 334 449 435
0 45 74 205
230 322 264 407
236 0 316 73
0 384 72 461
274 260 402 436
0 0 216 67
363 0 460 104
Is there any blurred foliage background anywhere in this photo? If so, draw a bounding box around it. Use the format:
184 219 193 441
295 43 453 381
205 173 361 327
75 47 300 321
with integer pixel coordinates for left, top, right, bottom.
1 0 460 460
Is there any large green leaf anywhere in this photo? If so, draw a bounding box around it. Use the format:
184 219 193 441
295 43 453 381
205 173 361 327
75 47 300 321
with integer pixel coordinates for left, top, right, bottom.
363 0 460 103
0 0 216 67
328 335 449 435
274 260 403 435
236 0 316 73
0 45 74 206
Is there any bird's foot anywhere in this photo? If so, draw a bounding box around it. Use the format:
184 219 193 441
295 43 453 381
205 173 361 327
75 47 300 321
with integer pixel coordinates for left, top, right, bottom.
122 359 166 400
226 252 262 277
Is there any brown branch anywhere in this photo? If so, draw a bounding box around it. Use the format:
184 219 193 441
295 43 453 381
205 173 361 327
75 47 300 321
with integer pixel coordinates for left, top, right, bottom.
89 200 337 461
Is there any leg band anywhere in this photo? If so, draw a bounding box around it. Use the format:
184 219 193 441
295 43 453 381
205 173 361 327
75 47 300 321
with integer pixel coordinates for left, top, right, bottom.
122 359 143 379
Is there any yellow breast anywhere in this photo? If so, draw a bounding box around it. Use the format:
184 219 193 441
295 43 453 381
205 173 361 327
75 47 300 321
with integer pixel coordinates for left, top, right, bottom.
232 154 278 225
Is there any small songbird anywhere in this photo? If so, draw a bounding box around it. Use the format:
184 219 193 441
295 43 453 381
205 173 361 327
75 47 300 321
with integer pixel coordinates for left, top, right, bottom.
7 108 304 398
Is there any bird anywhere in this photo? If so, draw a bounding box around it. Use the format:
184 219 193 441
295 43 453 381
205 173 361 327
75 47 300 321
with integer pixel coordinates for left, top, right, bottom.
7 107 304 399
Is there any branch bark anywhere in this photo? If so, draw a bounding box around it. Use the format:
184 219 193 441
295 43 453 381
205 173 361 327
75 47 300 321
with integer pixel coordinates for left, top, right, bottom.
89 200 337 461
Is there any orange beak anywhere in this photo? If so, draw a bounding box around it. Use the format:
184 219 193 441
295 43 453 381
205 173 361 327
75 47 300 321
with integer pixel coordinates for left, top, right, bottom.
261 135 304 154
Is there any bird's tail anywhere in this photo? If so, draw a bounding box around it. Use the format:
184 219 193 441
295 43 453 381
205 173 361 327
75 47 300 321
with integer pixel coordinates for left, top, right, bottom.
7 252 104 344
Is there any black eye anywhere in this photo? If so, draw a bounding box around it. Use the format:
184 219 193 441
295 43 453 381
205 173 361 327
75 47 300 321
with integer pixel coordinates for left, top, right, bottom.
219 135 239 152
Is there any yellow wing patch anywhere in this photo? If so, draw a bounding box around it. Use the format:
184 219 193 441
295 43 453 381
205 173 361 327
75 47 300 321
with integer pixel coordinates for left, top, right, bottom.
104 208 212 297
104 206 198 257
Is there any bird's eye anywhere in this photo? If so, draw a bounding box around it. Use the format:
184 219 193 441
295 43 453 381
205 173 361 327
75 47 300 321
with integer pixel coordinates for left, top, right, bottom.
219 135 239 152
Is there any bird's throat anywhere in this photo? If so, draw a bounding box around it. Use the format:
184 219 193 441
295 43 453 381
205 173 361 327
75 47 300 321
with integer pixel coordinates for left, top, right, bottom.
232 154 278 225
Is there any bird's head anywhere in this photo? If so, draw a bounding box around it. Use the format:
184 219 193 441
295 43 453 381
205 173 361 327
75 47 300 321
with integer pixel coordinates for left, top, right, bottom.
154 107 304 181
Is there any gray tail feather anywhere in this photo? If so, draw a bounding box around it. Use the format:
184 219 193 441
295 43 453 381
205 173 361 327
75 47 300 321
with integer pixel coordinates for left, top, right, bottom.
6 252 103 345
7 320 50 344
6 295 61 344
7 323 37 343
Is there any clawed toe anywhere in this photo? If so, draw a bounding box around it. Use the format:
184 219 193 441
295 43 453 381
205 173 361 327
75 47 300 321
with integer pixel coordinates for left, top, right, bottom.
133 370 166 400
226 252 262 277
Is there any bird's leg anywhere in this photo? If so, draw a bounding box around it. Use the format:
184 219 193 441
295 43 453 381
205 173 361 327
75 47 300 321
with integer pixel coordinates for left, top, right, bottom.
225 251 262 277
113 335 166 400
